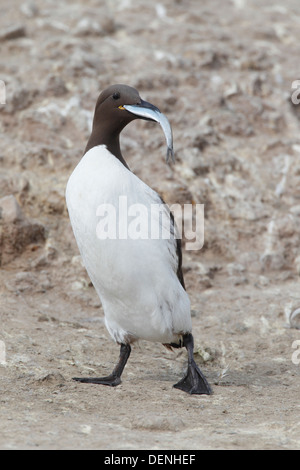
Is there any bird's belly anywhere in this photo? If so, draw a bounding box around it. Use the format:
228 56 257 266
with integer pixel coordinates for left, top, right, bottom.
66 146 191 344
73 231 191 344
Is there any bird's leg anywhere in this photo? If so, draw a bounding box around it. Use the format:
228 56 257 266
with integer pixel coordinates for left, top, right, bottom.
73 343 131 387
173 333 212 395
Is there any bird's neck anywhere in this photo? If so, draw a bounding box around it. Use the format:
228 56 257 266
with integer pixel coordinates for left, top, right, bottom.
84 122 130 170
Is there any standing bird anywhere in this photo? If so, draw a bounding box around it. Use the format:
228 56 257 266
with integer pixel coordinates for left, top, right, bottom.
66 84 211 395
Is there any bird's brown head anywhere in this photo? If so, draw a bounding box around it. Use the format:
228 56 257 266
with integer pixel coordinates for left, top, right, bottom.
85 84 174 168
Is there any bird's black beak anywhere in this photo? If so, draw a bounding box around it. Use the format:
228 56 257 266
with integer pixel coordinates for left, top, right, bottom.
127 99 161 121
124 99 175 163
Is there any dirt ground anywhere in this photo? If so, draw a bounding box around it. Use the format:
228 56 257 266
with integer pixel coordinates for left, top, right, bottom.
1 0 300 450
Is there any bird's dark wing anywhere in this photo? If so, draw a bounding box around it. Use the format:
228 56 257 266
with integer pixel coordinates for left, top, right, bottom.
170 210 185 290
157 195 185 291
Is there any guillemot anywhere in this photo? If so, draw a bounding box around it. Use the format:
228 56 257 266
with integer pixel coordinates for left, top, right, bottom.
66 84 211 395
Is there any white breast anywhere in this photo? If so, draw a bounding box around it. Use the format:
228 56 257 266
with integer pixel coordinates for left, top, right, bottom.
66 145 191 344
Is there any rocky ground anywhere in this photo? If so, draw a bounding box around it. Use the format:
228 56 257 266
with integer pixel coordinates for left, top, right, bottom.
0 0 300 450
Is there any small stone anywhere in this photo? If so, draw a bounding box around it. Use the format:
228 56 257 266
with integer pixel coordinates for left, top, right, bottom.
226 262 246 276
290 205 300 216
20 2 39 18
199 276 213 289
75 18 102 36
290 308 300 330
37 373 65 385
5 87 34 114
260 253 285 272
44 76 68 97
71 280 88 291
0 173 30 198
0 195 45 266
44 191 65 215
230 275 248 286
258 275 270 286
133 415 185 432
79 425 92 435
0 195 24 223
0 25 26 41
14 272 37 292
195 346 211 362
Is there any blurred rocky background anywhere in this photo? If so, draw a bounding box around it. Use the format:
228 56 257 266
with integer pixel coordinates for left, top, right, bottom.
1 0 300 285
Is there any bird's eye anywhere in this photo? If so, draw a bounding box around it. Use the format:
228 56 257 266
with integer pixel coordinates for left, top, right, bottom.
113 92 120 100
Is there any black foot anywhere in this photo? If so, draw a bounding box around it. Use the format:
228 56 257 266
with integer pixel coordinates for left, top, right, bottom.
73 374 121 387
173 333 212 395
173 360 212 395
73 343 131 388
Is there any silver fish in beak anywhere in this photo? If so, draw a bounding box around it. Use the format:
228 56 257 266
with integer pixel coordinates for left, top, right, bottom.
124 100 175 164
